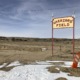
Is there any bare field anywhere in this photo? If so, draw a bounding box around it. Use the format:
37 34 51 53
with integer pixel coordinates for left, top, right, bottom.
0 41 51 64
0 39 80 64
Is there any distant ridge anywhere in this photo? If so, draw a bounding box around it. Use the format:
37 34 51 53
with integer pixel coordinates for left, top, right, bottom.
0 36 80 42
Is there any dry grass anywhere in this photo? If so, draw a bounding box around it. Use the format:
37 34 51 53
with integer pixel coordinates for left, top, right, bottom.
0 66 14 71
49 62 64 65
0 39 80 64
47 66 60 73
55 77 67 80
47 66 80 77
60 67 80 77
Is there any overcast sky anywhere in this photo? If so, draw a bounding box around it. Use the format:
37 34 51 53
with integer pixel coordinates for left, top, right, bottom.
0 0 80 38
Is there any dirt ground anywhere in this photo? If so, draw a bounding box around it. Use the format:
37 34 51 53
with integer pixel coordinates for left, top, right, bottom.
0 40 79 64
0 40 74 64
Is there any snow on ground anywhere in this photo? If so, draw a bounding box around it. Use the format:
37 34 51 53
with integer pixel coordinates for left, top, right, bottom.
7 61 22 67
0 61 80 80
46 61 80 67
35 61 52 65
0 63 7 68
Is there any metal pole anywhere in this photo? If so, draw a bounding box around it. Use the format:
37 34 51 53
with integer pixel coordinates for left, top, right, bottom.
52 19 53 57
73 17 75 59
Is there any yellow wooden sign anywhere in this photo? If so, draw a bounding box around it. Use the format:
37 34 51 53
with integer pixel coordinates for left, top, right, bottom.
52 16 74 28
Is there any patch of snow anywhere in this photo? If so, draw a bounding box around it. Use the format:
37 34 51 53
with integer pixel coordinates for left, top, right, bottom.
46 61 80 67
78 62 80 67
46 61 64 63
7 61 22 67
52 71 80 80
55 67 60 70
35 61 52 65
62 61 73 67
0 63 7 68
0 61 80 80
0 65 53 80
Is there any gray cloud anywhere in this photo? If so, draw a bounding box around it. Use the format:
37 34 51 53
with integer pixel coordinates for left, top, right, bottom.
0 0 80 21
0 0 80 38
